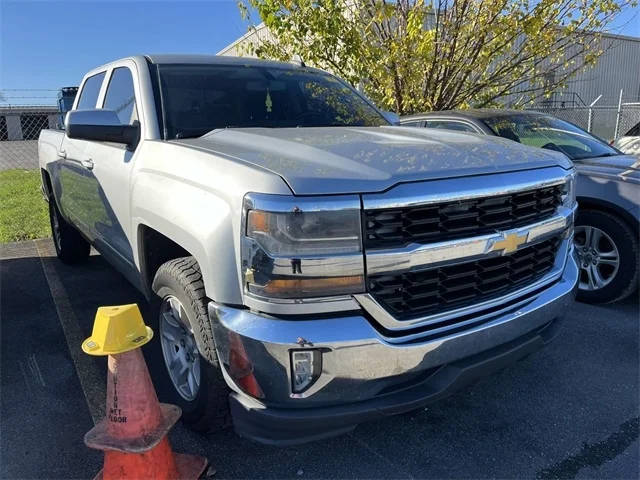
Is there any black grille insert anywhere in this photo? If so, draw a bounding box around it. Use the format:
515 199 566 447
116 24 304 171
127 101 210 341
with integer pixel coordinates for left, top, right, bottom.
368 236 562 321
364 184 564 249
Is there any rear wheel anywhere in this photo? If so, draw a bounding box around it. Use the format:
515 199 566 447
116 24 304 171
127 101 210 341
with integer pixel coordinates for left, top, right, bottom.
48 199 90 264
574 210 638 304
150 257 231 432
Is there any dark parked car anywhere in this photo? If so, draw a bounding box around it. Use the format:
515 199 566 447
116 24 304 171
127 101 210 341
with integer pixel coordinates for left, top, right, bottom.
401 109 639 304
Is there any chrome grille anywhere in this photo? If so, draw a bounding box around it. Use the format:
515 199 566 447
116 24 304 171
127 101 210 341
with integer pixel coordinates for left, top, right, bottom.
363 184 564 249
368 236 562 320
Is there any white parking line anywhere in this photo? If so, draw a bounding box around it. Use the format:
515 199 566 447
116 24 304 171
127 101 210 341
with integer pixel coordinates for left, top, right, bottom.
34 238 105 423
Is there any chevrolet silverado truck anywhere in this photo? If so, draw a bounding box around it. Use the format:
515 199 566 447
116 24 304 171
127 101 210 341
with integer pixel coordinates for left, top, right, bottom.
39 55 579 445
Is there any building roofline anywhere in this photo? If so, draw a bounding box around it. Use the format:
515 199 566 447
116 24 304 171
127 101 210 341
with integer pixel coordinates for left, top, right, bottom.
217 22 639 56
217 23 267 55
599 30 640 43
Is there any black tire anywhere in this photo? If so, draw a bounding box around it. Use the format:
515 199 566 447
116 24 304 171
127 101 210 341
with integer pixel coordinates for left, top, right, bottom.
48 199 90 264
149 257 231 432
575 210 638 304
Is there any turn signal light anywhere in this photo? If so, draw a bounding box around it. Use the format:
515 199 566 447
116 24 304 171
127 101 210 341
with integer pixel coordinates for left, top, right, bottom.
260 276 364 297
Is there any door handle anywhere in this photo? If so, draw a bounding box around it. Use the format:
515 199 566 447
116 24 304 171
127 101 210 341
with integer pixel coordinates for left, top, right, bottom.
81 158 94 170
57 149 66 159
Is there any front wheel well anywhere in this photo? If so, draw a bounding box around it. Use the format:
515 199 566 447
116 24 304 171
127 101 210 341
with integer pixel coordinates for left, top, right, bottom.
576 197 638 236
138 225 193 297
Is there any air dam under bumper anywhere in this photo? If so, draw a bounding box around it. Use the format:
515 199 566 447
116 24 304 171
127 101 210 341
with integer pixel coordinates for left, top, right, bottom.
209 253 579 446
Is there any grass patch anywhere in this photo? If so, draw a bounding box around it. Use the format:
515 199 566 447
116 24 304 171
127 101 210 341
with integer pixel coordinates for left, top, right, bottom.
0 169 50 243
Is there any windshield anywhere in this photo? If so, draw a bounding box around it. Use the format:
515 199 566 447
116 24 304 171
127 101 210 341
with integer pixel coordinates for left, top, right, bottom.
483 114 620 160
156 64 388 139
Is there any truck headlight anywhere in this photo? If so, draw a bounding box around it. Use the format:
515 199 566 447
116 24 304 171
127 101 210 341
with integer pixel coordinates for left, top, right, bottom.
241 194 365 300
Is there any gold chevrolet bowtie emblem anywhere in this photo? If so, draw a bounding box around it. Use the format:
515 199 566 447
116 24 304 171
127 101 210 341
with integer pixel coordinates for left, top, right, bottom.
493 232 528 254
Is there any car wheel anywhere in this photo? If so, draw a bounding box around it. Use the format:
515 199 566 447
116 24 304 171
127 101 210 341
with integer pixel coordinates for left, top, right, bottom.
574 210 638 304
48 199 90 264
150 257 231 432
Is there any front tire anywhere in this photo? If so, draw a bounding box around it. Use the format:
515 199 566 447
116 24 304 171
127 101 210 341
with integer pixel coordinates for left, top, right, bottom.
574 210 638 304
48 199 90 264
150 257 231 432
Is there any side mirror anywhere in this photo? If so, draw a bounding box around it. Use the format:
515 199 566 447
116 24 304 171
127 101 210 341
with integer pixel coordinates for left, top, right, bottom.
66 109 140 150
381 110 400 125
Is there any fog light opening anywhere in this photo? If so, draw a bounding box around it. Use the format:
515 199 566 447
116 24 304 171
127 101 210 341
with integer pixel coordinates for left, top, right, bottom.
290 350 321 394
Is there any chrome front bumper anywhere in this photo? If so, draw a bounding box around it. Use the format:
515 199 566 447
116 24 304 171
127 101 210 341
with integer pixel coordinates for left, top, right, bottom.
209 252 579 444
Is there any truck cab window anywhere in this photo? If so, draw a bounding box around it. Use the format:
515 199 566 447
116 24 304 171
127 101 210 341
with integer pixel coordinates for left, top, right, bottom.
76 72 106 110
103 67 138 125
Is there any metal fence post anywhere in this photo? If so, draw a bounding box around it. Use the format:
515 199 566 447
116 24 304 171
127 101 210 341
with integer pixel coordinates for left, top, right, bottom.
614 89 623 139
587 95 602 133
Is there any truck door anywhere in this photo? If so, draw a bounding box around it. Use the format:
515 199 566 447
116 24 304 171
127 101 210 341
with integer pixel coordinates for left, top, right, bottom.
78 64 140 274
59 63 140 278
58 71 107 235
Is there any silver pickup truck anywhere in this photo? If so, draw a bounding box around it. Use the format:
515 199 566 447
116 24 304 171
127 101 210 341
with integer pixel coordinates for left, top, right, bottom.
39 55 578 445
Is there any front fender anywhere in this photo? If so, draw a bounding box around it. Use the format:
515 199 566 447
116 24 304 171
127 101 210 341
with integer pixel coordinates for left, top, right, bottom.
130 140 291 304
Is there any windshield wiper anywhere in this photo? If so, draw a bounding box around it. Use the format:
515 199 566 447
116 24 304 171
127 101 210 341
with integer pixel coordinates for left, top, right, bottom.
573 152 620 160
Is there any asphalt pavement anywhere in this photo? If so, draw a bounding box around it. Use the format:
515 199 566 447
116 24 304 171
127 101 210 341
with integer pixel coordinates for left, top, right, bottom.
1 239 638 479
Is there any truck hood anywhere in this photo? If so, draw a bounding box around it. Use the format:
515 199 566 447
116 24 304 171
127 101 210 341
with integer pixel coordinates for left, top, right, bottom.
175 126 572 195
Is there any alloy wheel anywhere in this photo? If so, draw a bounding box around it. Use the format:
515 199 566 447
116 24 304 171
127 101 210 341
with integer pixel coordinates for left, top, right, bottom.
159 295 201 401
574 225 620 291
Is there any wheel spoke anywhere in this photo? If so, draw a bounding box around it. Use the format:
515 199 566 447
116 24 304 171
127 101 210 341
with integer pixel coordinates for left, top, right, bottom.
168 297 181 320
187 370 197 394
589 264 606 289
582 226 593 249
589 227 601 250
177 361 189 385
598 249 618 259
193 359 201 387
585 264 596 290
161 329 176 342
168 357 181 376
598 258 618 266
161 313 183 338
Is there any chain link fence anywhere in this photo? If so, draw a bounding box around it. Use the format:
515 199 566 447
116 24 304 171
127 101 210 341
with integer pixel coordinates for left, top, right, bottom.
0 106 60 170
617 103 640 138
528 103 640 142
2 95 639 171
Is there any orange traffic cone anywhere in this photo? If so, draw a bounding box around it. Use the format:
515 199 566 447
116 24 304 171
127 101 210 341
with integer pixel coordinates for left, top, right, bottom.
82 304 209 480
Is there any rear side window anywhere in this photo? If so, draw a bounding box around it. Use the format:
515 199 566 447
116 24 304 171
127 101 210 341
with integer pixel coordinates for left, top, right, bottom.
424 120 477 133
76 72 106 110
103 67 138 125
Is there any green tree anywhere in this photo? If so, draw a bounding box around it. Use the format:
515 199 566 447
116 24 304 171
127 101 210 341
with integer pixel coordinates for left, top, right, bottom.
238 0 635 114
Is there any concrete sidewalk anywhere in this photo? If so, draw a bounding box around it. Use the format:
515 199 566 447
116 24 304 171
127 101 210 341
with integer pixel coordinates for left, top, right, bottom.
1 239 638 479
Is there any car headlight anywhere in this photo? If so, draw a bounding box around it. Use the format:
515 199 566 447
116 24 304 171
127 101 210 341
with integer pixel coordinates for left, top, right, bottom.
561 171 577 242
562 171 577 208
241 194 365 300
